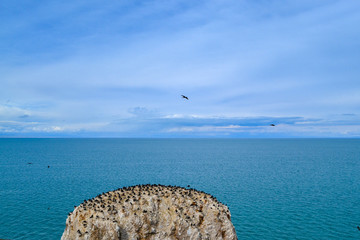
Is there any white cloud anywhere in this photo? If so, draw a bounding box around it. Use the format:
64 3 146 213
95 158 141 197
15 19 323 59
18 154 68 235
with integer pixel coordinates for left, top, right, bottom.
0 104 31 120
1 0 360 137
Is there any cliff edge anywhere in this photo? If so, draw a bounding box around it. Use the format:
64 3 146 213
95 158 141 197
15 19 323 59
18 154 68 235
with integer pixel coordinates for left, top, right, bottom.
61 184 237 240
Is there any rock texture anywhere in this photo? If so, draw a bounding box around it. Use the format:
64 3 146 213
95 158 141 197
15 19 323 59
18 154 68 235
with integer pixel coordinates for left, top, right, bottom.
61 184 237 240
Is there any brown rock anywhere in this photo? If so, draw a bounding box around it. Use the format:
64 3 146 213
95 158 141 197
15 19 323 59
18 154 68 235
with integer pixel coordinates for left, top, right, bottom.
61 184 237 240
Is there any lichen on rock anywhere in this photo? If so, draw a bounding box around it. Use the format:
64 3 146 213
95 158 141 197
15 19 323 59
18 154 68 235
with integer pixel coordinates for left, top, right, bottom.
61 184 237 240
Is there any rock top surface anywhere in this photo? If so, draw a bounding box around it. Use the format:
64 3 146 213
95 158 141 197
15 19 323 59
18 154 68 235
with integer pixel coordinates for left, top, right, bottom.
61 184 237 240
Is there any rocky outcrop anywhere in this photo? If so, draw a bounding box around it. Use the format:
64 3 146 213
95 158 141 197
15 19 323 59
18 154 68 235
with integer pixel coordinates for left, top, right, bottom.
61 184 237 240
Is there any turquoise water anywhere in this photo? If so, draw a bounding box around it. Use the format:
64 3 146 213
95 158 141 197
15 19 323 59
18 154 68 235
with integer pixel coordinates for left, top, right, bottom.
1 138 360 239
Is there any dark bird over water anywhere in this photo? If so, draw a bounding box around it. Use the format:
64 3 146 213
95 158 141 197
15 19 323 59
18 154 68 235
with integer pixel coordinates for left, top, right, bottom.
48 165 50 168
357 226 360 231
28 162 32 164
181 95 189 100
270 124 275 126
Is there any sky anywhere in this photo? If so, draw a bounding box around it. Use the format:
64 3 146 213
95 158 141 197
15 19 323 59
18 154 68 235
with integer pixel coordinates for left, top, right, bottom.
1 0 360 137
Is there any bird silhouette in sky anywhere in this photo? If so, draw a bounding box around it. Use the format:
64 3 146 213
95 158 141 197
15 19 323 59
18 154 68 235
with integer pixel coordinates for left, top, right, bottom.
270 124 276 126
181 95 189 100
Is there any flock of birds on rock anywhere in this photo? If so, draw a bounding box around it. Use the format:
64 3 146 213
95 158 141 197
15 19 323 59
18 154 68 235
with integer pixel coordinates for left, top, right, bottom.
68 184 231 237
70 184 228 217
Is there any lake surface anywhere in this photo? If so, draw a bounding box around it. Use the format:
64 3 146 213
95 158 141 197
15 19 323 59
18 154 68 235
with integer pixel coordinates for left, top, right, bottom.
1 138 360 239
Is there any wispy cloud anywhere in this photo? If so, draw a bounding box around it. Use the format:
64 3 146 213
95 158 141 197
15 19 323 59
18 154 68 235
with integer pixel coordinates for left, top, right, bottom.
1 0 360 137
3 109 359 138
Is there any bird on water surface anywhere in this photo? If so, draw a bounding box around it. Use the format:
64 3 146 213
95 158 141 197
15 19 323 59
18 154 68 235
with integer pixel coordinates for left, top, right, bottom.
181 95 189 100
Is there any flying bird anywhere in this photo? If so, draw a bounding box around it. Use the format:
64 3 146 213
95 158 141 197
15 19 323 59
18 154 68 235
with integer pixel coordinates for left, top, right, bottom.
357 226 360 231
270 124 276 126
181 95 189 100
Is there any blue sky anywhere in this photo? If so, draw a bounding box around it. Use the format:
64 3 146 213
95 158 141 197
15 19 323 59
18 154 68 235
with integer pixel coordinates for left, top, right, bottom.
1 0 360 137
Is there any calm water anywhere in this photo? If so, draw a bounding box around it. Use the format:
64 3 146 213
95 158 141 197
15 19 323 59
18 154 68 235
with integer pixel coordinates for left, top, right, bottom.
1 138 360 239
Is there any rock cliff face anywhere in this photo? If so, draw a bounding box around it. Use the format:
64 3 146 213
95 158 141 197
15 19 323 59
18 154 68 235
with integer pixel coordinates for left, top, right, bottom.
61 185 237 240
